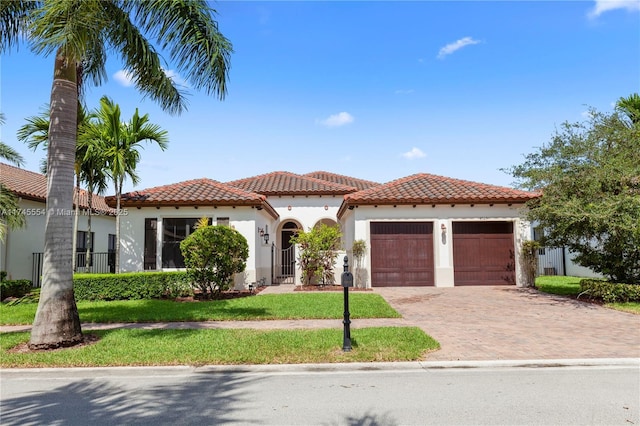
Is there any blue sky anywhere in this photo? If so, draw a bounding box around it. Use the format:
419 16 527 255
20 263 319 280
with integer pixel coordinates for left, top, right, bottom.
1 1 639 194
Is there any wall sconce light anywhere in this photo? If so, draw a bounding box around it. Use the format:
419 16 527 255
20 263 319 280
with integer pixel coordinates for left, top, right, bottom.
258 225 269 244
441 223 447 233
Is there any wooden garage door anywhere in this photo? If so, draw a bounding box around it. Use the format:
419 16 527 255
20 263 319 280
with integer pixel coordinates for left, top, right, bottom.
371 222 434 287
453 222 515 286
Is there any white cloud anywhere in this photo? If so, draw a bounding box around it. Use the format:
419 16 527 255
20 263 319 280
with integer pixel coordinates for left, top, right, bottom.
588 0 640 18
394 89 415 95
317 112 354 127
163 69 190 88
113 70 135 87
402 147 426 160
437 37 481 59
113 68 189 88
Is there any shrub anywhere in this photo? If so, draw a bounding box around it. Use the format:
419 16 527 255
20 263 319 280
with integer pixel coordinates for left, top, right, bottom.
520 240 540 288
579 279 640 303
74 271 192 301
352 239 367 288
291 224 342 286
0 279 32 300
180 225 249 298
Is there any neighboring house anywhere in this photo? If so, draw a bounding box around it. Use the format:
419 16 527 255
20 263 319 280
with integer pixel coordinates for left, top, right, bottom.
108 170 541 289
532 226 604 278
0 163 117 284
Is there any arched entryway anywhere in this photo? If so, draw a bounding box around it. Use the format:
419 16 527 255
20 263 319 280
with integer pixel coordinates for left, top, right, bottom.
274 221 300 284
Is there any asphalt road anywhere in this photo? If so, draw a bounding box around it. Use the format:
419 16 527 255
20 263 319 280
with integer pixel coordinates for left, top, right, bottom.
1 360 639 425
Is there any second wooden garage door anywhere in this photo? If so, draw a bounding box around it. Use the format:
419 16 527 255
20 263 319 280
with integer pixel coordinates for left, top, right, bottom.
453 221 515 285
371 222 434 287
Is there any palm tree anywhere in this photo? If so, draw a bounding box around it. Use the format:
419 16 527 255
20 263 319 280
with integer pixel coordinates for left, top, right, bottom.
616 93 640 126
0 113 26 242
85 96 168 273
18 104 93 271
1 1 231 349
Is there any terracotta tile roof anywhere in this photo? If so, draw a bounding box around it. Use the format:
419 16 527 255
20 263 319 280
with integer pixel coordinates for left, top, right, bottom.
304 171 380 191
339 173 539 215
107 178 279 219
227 171 358 195
0 162 115 214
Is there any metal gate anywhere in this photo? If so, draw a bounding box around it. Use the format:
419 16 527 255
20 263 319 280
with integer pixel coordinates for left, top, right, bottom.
271 244 296 284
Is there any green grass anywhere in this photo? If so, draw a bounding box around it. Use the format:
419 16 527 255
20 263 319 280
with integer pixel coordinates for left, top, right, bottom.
535 276 640 314
0 327 439 368
535 275 582 297
607 303 640 314
0 293 401 325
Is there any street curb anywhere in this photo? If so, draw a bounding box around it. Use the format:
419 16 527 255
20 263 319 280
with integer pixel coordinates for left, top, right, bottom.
2 358 638 377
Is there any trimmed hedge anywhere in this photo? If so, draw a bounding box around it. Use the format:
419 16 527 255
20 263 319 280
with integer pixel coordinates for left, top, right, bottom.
0 279 33 300
580 279 640 303
74 271 193 301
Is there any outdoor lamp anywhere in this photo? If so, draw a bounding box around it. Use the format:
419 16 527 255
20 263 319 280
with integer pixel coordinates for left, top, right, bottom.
263 225 269 244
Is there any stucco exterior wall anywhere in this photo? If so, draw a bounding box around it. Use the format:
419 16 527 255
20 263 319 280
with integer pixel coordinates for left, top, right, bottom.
119 205 273 289
0 199 115 281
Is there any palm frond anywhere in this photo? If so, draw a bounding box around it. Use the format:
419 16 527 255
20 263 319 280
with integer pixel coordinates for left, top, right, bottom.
0 0 40 54
0 183 26 241
134 0 232 101
17 106 50 151
101 2 185 115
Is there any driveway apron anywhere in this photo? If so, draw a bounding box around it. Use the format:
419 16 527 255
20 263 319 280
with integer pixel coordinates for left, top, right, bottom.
374 286 640 361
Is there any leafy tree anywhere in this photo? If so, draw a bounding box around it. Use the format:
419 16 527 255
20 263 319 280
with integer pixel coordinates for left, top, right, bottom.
291 224 343 285
180 225 249 298
1 1 232 349
0 113 26 242
84 96 168 273
506 95 640 284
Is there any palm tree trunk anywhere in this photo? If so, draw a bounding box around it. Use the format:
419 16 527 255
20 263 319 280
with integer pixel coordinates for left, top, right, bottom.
72 173 80 272
29 51 83 349
115 179 122 273
86 190 93 271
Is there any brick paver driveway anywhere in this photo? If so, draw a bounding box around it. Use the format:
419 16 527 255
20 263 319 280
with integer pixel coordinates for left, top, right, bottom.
374 286 640 361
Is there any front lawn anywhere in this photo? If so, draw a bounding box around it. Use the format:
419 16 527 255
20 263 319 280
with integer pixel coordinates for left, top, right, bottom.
0 327 439 368
0 293 401 325
535 276 640 314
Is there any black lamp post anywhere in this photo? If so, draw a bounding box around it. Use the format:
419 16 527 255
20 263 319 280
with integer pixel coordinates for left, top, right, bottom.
341 255 354 352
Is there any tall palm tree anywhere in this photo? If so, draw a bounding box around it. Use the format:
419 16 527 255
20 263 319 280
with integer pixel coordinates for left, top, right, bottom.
85 96 168 273
0 113 26 242
1 1 231 349
18 104 94 271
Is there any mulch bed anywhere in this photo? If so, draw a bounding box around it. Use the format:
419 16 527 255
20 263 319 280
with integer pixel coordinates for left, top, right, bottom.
8 333 101 354
174 286 267 302
294 285 372 292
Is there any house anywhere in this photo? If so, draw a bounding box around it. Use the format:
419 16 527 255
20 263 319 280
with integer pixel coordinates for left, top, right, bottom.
107 170 541 288
0 163 117 284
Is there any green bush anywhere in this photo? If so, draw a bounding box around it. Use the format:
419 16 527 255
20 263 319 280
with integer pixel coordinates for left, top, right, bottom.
180 225 249 298
0 279 33 300
74 271 192 301
579 279 640 303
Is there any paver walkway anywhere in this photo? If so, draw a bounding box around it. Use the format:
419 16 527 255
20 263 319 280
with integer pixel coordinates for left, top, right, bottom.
2 284 639 361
